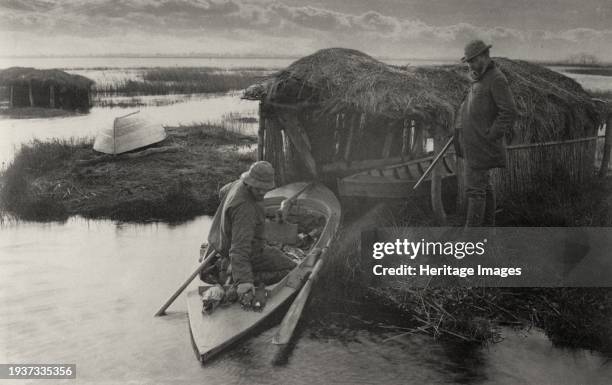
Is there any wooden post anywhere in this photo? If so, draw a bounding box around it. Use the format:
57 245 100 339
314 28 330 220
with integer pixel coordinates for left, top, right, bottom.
9 85 13 107
277 113 318 178
598 111 612 177
412 123 424 157
431 132 447 225
401 120 409 161
49 85 55 108
28 80 35 107
381 127 394 158
344 114 356 162
258 103 265 161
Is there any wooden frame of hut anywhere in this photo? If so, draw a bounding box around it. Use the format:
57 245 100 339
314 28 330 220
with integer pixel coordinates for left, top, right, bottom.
244 48 605 223
0 67 93 111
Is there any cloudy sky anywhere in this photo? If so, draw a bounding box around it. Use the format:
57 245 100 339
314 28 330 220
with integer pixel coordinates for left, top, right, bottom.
1 0 611 61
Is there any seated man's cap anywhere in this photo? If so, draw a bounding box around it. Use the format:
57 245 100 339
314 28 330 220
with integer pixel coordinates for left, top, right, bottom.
461 39 492 62
241 161 275 190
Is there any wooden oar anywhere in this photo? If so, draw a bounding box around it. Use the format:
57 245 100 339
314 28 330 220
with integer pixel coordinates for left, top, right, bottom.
272 254 325 345
154 246 216 317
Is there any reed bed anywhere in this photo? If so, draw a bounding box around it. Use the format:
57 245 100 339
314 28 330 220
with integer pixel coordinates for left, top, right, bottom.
93 67 264 95
564 67 612 77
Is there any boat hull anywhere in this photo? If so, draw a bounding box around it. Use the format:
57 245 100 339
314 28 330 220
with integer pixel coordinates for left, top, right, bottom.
338 153 456 198
186 182 341 362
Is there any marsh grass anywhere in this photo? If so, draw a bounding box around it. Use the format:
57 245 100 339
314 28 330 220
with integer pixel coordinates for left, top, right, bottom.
94 67 263 95
564 67 612 77
0 138 91 221
0 122 256 222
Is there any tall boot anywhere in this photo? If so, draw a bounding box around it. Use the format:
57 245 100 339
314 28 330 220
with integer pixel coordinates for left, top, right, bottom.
483 189 496 227
465 197 486 227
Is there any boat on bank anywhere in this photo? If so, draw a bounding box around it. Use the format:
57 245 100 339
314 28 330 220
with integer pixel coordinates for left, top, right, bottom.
186 182 341 363
93 111 167 155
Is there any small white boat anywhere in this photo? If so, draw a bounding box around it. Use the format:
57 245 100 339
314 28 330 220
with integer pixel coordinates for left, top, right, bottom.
93 111 166 155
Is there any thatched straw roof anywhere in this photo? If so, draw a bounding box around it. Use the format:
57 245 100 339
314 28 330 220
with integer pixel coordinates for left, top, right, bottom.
0 67 94 89
246 48 602 143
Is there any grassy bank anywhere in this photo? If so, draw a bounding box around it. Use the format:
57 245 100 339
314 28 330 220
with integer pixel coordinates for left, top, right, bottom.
0 107 83 119
93 67 265 96
321 175 612 353
0 124 257 222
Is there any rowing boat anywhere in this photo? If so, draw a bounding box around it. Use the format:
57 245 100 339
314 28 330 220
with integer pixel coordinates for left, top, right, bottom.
338 153 456 198
186 182 341 362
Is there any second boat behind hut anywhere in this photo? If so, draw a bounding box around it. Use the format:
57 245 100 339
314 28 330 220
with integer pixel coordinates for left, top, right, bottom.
93 111 167 155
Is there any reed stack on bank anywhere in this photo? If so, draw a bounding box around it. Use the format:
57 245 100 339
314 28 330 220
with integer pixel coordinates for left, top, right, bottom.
0 67 93 111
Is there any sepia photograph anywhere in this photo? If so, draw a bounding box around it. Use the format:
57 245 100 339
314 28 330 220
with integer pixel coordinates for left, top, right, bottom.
1 1 611 384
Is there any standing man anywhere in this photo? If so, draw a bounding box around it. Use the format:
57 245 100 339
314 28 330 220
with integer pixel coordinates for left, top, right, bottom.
455 40 518 226
201 161 295 307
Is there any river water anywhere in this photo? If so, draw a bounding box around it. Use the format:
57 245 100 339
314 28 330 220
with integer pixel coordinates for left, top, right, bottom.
0 91 259 167
1 217 610 385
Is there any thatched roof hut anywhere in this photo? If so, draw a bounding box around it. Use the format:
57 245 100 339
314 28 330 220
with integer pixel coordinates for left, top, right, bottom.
0 67 94 111
245 48 605 209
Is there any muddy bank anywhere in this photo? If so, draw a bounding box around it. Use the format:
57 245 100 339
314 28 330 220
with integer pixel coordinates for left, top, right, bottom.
0 124 256 222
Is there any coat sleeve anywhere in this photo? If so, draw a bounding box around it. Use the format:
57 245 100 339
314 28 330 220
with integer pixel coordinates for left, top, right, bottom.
228 202 256 283
488 73 518 140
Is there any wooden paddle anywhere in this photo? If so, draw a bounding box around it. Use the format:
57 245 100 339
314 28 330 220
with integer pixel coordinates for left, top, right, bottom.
154 245 216 317
272 253 325 345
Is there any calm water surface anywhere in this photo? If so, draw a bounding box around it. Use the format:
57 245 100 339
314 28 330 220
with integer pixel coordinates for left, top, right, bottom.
1 217 610 385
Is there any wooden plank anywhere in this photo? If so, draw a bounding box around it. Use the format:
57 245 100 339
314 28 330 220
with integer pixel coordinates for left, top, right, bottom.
381 129 394 158
276 114 318 177
344 115 356 162
401 122 409 161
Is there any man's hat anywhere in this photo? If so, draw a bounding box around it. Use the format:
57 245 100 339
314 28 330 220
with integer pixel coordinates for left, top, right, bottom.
241 161 275 190
461 40 492 62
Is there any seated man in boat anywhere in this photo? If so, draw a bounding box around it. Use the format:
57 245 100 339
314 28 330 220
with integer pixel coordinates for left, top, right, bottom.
201 161 296 308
